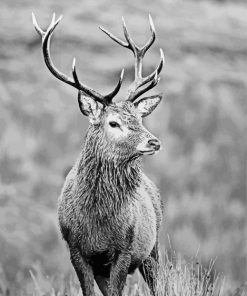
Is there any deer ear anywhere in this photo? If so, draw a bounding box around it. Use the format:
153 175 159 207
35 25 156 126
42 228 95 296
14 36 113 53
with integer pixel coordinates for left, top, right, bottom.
78 91 103 124
135 94 162 117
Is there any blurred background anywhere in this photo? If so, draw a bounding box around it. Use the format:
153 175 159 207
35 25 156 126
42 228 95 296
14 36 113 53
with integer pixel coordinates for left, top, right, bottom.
0 0 246 294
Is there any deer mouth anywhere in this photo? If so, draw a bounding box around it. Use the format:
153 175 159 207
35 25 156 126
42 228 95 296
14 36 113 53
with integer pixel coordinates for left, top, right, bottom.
139 149 156 155
138 145 161 155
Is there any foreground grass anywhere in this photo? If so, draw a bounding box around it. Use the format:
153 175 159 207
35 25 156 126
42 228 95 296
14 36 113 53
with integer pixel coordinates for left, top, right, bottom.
2 250 246 296
16 252 227 296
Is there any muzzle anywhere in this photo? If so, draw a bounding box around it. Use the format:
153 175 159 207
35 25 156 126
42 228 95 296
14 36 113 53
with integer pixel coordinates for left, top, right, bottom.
136 137 161 155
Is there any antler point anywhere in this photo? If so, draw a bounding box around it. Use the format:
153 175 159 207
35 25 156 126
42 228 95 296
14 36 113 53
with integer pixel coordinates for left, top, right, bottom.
32 12 45 37
31 12 36 24
160 48 165 61
51 13 56 24
120 68 125 79
99 26 106 33
121 16 126 27
154 70 158 80
149 14 155 33
72 58 76 69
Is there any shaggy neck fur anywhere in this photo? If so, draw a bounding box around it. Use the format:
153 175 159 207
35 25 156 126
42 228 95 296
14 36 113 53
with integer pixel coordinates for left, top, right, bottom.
75 126 141 218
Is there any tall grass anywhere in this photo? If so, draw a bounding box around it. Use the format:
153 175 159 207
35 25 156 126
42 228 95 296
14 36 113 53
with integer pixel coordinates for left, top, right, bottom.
10 250 225 296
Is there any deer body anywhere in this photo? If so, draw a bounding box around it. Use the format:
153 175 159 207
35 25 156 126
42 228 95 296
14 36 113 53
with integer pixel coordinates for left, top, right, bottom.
58 154 162 274
33 13 164 296
58 121 162 295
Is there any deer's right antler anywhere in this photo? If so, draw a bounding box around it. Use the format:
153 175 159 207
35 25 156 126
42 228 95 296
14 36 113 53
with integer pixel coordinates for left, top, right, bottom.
99 15 164 102
32 13 124 106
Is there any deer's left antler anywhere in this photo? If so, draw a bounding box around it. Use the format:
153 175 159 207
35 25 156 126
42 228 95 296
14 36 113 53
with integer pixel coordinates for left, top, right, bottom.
99 15 164 102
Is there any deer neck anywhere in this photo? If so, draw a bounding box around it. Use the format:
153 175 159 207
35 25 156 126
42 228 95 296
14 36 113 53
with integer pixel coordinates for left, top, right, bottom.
75 128 141 213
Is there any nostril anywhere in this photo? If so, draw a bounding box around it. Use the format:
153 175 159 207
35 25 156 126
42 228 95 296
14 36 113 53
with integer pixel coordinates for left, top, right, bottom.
148 139 159 146
148 139 160 150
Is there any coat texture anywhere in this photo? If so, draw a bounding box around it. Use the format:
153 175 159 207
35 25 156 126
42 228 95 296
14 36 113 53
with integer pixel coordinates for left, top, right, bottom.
58 101 163 296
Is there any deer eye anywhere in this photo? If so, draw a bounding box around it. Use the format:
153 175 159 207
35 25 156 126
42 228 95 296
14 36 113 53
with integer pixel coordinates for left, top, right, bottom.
109 121 120 128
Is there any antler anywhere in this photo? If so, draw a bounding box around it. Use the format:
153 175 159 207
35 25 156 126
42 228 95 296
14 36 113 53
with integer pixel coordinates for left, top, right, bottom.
32 13 124 106
99 15 164 102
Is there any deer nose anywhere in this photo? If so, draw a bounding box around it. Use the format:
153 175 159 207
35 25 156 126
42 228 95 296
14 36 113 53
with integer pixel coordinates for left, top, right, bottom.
148 139 161 151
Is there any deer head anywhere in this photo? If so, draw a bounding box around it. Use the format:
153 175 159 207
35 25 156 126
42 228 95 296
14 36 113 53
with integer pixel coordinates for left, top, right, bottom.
32 13 164 160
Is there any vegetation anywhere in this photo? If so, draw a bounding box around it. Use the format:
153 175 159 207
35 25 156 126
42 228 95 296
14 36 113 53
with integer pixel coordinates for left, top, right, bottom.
1 250 227 296
0 0 246 294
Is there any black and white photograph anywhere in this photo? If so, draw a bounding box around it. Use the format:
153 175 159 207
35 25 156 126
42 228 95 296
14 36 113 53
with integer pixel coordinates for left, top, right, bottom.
0 0 246 295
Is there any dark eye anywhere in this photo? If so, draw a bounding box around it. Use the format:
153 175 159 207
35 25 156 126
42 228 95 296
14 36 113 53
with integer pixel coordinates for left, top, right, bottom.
109 121 120 128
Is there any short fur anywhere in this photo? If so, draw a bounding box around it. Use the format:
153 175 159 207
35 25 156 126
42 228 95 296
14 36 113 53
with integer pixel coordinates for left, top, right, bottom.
58 100 163 296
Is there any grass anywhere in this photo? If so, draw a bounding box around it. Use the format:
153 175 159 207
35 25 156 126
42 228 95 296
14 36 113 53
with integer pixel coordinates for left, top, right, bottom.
5 250 227 296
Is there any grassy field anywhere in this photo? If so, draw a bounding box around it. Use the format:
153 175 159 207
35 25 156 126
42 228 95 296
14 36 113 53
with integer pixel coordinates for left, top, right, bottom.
0 0 246 295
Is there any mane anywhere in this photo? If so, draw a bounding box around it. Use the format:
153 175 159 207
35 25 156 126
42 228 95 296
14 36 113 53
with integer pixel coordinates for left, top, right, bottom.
74 125 141 219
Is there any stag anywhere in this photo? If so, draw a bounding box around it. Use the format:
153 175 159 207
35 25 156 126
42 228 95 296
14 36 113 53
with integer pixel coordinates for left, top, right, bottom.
32 13 164 296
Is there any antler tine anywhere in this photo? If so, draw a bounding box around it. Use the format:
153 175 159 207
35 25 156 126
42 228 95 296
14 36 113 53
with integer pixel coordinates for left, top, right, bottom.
72 59 124 104
100 17 142 82
99 17 140 54
40 15 79 88
33 13 124 105
134 48 165 89
121 17 140 53
32 12 45 36
104 69 125 103
99 26 128 48
71 58 106 101
141 14 156 56
128 70 160 102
